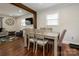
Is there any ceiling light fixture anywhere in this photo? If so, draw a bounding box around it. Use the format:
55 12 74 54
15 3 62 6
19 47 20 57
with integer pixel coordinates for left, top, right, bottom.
18 10 22 13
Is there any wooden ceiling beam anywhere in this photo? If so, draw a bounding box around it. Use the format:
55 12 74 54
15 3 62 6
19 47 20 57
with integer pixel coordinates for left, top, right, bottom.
10 3 37 28
11 3 36 14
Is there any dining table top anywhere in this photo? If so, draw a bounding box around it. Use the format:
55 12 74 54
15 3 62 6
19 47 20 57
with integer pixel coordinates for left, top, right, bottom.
35 31 59 39
36 32 58 36
24 28 59 39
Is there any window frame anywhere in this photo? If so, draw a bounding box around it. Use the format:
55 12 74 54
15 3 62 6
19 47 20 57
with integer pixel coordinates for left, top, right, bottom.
46 13 59 26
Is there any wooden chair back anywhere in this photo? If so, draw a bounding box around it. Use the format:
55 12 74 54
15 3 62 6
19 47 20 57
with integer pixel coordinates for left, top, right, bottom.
40 27 52 32
58 29 67 46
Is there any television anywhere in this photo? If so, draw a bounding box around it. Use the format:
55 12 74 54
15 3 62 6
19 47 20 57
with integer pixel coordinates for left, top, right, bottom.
0 28 2 32
25 18 33 25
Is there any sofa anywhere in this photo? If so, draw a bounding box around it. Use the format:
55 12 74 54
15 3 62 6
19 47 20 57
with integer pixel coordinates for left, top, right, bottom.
0 28 8 37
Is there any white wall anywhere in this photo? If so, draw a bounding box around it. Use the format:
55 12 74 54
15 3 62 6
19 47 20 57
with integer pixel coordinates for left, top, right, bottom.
16 14 33 31
37 4 79 45
1 13 33 32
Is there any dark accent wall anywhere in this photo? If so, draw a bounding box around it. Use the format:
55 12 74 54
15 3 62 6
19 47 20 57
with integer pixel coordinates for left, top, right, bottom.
0 17 3 28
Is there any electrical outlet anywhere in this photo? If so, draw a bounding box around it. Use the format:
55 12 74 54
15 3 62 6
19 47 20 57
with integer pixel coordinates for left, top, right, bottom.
71 36 74 40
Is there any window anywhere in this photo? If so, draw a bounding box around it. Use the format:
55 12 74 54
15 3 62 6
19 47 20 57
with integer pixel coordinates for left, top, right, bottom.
46 13 59 25
21 19 26 26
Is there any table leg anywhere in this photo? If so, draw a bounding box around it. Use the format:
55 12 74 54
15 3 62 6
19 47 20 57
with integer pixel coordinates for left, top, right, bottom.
54 37 58 56
24 36 27 47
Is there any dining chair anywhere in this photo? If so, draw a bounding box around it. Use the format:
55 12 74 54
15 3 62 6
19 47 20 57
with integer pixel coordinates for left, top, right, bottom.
58 29 67 55
46 29 66 55
27 29 36 52
46 28 52 32
58 29 67 46
35 29 48 56
40 27 52 33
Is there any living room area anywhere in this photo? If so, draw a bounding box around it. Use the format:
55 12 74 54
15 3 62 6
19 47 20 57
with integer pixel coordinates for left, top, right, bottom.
0 3 34 44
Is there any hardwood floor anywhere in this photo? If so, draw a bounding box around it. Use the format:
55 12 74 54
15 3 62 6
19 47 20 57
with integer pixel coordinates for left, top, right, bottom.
61 44 79 56
0 37 79 56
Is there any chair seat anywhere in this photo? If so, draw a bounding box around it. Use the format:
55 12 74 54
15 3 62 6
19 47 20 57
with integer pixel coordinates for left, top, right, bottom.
36 40 48 46
29 38 36 42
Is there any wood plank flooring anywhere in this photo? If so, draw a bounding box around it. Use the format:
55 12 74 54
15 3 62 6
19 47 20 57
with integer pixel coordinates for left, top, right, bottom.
0 37 79 56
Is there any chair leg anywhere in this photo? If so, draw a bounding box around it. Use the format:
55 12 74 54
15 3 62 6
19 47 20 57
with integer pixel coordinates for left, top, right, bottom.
28 41 30 51
59 47 61 56
47 43 49 52
33 42 35 53
43 46 45 56
52 43 54 55
35 43 37 55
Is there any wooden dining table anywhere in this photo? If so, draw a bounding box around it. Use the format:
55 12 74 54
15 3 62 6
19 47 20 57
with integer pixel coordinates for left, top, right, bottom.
23 29 59 56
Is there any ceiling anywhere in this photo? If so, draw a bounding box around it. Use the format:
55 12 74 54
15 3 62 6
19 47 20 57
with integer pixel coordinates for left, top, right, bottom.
0 3 31 17
0 3 59 17
23 3 58 11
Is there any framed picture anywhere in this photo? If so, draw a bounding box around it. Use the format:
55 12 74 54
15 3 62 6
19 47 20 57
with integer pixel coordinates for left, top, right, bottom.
4 17 15 26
